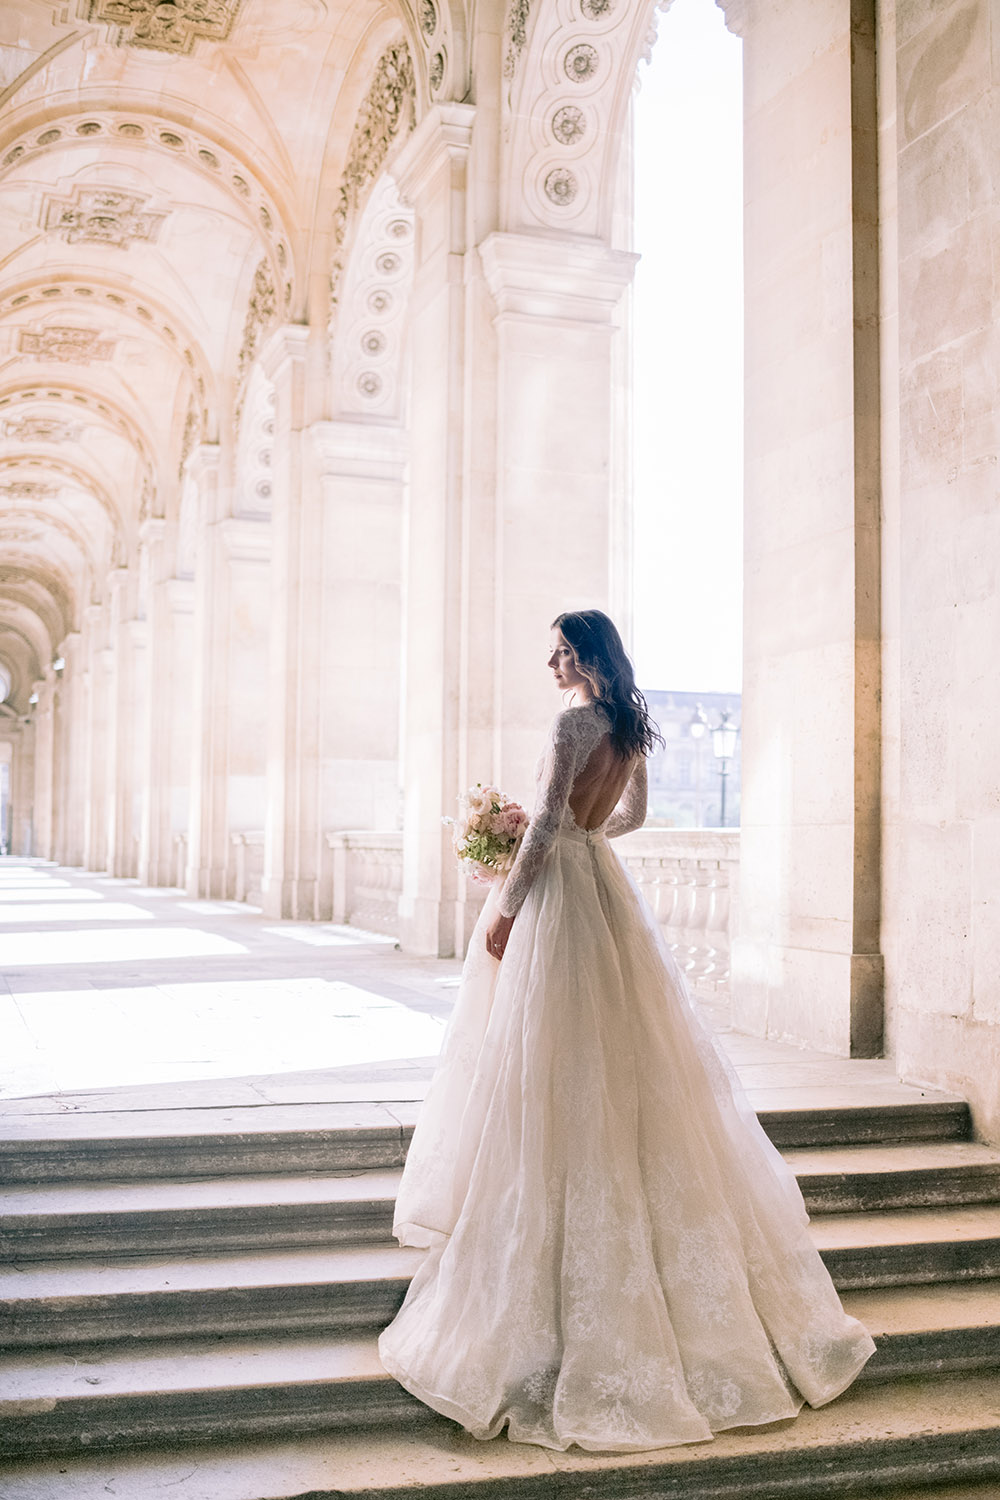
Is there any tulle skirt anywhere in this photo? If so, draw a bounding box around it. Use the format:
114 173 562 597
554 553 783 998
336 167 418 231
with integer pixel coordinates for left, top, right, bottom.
377 821 876 1452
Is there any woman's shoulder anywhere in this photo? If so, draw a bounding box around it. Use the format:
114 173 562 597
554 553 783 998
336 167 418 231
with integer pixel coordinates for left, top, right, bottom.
550 701 604 742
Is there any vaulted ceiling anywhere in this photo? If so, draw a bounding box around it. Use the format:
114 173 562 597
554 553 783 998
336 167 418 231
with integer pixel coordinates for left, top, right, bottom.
0 0 432 711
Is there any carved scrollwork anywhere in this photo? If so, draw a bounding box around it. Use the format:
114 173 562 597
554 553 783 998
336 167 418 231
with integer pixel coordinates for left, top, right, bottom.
235 261 277 425
84 0 243 55
329 42 416 306
19 326 116 364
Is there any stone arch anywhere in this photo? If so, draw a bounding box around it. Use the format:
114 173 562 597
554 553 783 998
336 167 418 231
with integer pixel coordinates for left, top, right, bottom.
0 102 296 312
502 0 665 238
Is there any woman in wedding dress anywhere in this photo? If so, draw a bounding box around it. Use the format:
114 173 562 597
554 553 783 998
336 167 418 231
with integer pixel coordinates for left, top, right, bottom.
377 609 876 1453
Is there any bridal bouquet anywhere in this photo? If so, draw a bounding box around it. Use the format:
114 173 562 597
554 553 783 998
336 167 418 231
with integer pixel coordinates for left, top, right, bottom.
446 784 529 884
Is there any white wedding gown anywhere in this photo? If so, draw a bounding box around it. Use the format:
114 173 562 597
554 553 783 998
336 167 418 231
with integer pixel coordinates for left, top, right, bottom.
378 702 876 1452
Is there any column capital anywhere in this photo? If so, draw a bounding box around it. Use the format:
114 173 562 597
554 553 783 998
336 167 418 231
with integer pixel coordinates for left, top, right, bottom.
479 231 638 325
309 418 408 483
259 323 310 383
184 442 220 486
216 515 271 564
392 102 475 214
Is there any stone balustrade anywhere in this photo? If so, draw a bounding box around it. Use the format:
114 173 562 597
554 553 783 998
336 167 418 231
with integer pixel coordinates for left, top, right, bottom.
615 828 739 998
231 831 265 907
316 826 739 995
325 831 405 936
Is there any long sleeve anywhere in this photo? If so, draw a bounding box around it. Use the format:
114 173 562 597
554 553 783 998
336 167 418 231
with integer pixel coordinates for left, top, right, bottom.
605 754 648 838
497 712 584 919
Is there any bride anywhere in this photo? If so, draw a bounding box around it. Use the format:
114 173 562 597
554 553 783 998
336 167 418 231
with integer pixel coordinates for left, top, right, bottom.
377 609 876 1453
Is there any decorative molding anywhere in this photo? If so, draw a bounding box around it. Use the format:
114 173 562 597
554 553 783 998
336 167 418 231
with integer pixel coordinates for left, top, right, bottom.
0 109 291 305
502 0 663 237
330 176 414 420
178 399 200 479
19 326 116 364
83 0 243 54
330 41 416 308
504 0 531 80
0 280 209 413
0 416 83 444
235 261 277 424
0 481 58 500
713 0 750 37
41 186 167 249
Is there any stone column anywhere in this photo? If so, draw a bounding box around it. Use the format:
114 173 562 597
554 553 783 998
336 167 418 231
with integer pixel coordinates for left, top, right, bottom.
729 0 883 1056
9 722 34 857
392 104 476 956
53 632 84 867
310 419 407 897
259 325 319 920
31 673 55 860
187 444 270 899
82 607 113 874
480 232 638 791
138 521 196 888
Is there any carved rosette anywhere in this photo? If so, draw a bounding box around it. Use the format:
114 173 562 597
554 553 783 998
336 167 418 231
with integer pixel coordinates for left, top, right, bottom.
329 41 416 309
330 176 414 419
503 0 662 234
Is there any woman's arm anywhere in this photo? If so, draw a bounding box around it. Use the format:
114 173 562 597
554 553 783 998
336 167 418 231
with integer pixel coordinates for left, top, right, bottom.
495 717 581 920
605 754 648 838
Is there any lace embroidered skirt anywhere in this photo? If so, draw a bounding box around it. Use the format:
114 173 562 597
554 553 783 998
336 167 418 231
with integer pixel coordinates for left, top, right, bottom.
377 824 876 1452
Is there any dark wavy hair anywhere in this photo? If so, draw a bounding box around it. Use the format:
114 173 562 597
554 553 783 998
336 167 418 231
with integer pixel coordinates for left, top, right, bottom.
551 609 664 760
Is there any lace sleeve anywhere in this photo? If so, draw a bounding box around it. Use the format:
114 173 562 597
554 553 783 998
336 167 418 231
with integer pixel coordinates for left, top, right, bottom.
497 712 583 919
605 754 648 838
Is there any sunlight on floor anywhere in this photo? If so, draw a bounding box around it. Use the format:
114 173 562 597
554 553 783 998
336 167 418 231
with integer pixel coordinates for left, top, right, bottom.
0 978 445 1097
0 903 155 924
0 927 248 967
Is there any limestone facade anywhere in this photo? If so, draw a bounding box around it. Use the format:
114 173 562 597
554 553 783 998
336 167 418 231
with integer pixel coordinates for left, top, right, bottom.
0 0 997 1139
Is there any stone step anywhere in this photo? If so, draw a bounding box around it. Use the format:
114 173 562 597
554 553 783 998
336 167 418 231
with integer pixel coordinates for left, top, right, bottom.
0 1376 998 1498
3 1211 999 1350
3 1140 1000 1262
0 1092 972 1183
0 1284 999 1462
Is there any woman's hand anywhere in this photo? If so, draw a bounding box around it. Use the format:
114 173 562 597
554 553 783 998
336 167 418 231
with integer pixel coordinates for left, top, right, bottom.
486 910 514 962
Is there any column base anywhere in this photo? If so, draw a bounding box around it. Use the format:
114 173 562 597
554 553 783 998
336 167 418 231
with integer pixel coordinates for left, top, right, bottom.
731 941 884 1057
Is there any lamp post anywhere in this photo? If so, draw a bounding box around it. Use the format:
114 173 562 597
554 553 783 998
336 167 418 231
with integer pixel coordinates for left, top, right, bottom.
689 704 740 828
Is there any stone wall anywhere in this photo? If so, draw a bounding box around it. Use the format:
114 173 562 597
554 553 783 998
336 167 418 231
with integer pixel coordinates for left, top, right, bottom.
882 0 1000 1141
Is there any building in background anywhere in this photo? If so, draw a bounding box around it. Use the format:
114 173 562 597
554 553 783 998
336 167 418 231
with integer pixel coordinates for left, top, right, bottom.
643 689 741 829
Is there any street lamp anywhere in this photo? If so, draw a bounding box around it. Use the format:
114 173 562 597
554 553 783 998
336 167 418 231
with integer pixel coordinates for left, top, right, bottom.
689 704 740 828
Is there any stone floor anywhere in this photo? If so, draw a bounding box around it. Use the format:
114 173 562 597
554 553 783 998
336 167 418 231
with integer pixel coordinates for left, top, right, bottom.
0 856 941 1123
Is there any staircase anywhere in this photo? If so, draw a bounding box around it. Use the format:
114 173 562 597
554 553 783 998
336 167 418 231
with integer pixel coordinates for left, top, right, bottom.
1 1090 999 1499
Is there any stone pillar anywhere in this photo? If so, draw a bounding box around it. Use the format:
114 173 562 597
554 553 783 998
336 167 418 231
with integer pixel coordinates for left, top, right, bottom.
310 419 406 841
480 232 638 791
31 674 55 860
392 104 476 956
139 521 196 888
53 632 84 867
259 325 319 920
9 722 35 857
187 444 270 899
82 607 113 874
730 0 884 1057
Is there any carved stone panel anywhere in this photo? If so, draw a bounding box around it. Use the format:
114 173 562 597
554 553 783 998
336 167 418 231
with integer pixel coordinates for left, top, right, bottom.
0 416 84 444
19 327 116 364
85 0 243 54
0 481 59 501
42 187 167 249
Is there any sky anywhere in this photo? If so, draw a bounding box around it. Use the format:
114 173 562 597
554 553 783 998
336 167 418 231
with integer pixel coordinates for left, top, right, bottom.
631 0 743 694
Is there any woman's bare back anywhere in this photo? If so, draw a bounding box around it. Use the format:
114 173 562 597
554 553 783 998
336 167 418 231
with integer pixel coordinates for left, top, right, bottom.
567 731 637 831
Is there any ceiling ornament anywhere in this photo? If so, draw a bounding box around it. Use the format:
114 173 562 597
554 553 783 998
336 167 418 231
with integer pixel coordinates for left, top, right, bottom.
329 41 416 308
0 416 83 444
41 186 167 249
0 481 59 501
235 261 277 425
19 327 116 365
84 0 243 54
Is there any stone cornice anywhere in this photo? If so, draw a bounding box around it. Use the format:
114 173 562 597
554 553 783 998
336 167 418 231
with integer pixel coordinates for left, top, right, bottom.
310 418 408 483
392 102 475 213
479 231 638 325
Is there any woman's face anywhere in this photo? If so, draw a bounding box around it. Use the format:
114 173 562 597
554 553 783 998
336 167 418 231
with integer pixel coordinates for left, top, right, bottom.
548 628 591 698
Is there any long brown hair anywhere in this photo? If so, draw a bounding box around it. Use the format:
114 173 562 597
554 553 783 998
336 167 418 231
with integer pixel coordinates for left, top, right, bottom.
552 609 664 759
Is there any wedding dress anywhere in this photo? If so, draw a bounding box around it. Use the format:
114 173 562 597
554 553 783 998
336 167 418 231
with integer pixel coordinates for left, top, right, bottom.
378 701 876 1452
